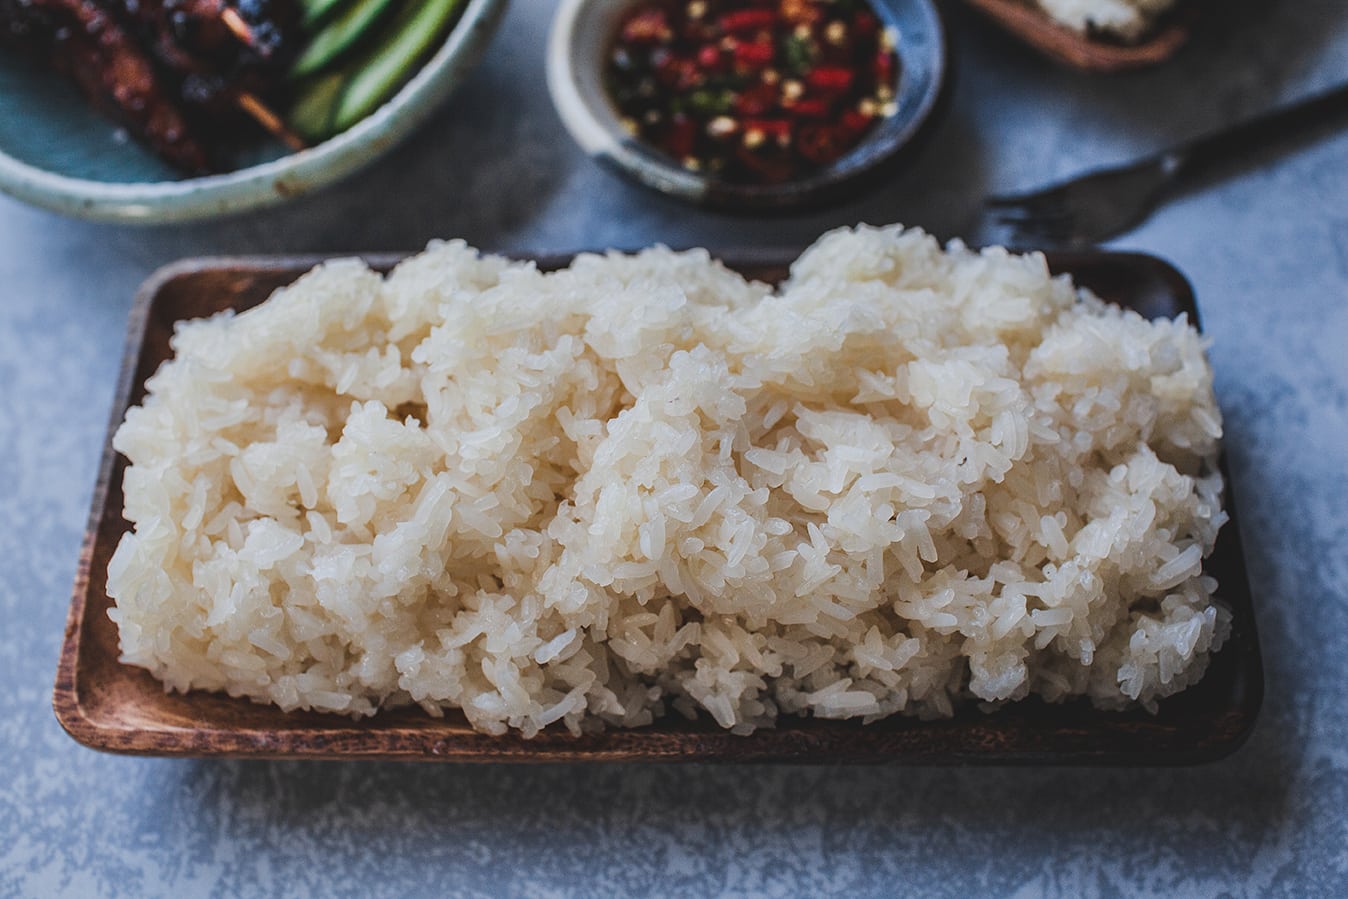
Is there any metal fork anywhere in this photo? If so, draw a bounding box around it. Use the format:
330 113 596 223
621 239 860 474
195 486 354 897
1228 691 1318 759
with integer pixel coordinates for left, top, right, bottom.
982 82 1348 248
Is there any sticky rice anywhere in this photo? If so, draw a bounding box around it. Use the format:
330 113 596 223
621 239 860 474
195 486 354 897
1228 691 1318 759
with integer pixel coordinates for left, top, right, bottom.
107 225 1229 736
1034 0 1177 41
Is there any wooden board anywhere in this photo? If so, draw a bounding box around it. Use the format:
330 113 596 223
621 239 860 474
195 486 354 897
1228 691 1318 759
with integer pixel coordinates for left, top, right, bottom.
962 0 1195 72
53 250 1263 763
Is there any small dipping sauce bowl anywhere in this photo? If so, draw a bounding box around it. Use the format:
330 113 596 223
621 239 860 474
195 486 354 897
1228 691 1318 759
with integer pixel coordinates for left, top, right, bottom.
547 0 947 211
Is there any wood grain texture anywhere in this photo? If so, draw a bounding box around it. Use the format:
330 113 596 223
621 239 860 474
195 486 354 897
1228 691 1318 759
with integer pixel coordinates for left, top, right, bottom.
53 250 1263 763
961 0 1195 72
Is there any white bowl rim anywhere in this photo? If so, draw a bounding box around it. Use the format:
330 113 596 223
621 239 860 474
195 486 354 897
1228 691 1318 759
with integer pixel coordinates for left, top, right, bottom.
0 0 508 224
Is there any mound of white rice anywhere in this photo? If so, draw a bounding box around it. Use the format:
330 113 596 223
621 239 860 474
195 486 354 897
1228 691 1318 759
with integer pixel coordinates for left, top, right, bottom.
107 225 1230 736
1033 0 1176 41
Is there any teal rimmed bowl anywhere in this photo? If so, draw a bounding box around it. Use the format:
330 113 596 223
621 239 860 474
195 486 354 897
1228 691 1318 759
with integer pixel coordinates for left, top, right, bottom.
0 0 507 224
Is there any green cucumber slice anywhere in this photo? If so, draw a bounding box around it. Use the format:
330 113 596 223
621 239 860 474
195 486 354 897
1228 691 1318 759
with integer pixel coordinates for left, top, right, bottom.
288 71 347 142
291 0 396 79
299 0 352 30
331 0 465 133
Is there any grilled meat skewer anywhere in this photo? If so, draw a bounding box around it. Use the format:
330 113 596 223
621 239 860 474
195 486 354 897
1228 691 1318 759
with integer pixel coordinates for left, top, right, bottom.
111 0 304 152
0 0 302 172
0 0 213 172
112 0 300 72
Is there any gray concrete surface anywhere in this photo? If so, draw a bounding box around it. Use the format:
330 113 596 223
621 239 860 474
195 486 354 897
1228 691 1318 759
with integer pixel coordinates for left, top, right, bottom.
2 1 1346 895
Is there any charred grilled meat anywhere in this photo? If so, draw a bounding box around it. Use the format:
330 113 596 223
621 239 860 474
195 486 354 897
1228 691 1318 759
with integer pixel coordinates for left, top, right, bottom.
112 1 301 73
0 0 213 172
112 0 303 150
0 0 301 173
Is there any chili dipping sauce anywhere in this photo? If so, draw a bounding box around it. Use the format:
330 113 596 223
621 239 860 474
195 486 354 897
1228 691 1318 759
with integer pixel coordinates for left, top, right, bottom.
605 0 901 185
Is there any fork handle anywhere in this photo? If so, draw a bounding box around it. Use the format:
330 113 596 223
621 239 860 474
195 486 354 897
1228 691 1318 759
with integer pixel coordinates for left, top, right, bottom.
1169 82 1348 179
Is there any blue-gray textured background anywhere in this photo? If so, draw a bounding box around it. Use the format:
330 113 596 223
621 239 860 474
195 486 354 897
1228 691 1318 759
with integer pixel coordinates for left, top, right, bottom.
2 1 1346 896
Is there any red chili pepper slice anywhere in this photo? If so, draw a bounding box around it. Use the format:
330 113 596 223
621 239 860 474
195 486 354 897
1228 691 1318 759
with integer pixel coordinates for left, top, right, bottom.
733 40 775 68
664 116 698 158
797 124 849 164
656 55 702 91
734 146 796 183
791 98 831 119
807 66 854 93
841 109 872 133
734 82 778 116
718 10 775 34
874 49 895 87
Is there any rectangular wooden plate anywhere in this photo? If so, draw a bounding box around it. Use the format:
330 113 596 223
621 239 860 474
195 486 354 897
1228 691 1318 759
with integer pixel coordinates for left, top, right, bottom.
54 250 1263 763
962 0 1195 72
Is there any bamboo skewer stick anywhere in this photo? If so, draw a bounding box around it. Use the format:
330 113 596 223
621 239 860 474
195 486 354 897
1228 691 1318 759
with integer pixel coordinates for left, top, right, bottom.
235 91 307 151
219 7 262 51
217 4 307 150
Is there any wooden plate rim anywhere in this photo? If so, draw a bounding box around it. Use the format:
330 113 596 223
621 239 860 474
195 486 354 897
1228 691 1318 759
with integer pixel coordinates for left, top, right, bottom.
53 248 1264 763
961 0 1196 72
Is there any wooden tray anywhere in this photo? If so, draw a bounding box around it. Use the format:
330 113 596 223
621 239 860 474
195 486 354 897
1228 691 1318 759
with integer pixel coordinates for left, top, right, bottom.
962 0 1195 72
53 250 1263 763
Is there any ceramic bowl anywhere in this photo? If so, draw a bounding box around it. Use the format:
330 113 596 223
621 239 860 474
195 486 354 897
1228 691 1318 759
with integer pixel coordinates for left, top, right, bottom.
0 0 508 224
546 0 948 211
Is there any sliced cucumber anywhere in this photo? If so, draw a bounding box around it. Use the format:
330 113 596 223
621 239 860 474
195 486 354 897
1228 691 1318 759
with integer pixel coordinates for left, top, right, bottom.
332 0 465 133
288 71 346 142
299 0 352 30
291 0 396 79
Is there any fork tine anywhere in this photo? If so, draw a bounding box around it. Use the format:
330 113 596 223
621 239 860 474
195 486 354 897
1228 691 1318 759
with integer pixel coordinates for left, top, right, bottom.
985 187 1066 208
985 151 1183 248
987 207 1074 232
989 209 1080 248
1014 219 1077 246
984 193 1034 209
994 227 1043 251
987 206 1070 224
989 193 1070 217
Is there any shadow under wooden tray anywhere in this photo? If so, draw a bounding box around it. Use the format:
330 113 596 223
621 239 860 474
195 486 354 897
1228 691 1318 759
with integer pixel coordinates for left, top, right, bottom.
54 249 1263 763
